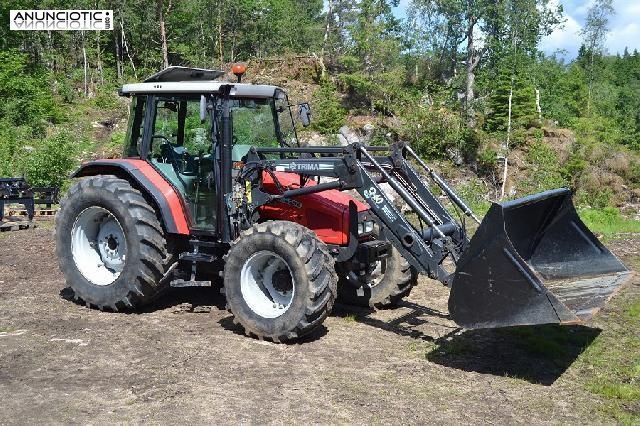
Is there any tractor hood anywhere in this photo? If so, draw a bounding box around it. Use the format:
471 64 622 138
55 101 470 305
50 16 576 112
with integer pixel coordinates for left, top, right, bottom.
259 171 370 246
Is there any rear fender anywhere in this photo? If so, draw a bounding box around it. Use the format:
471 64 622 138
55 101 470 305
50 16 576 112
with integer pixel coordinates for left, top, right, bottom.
71 159 190 235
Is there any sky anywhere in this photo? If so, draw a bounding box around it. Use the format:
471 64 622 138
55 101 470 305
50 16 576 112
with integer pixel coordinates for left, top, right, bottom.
540 0 640 59
393 0 640 61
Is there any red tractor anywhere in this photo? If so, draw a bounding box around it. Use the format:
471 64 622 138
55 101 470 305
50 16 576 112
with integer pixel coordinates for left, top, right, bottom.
55 66 630 342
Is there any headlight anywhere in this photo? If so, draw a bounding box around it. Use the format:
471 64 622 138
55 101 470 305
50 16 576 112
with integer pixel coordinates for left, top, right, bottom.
364 220 374 233
358 220 375 235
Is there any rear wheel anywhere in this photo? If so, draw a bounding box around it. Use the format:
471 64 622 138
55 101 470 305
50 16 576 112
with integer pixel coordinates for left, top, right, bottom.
337 245 417 308
223 221 337 342
56 176 170 310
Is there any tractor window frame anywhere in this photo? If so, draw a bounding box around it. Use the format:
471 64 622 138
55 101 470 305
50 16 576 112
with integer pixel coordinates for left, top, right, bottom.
138 95 157 159
272 89 299 149
123 95 148 158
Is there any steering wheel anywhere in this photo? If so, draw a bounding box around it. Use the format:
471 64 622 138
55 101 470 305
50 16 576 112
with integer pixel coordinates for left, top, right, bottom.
151 134 172 153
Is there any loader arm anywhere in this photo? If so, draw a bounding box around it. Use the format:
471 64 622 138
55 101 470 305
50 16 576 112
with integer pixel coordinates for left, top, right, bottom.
239 142 631 330
241 143 468 284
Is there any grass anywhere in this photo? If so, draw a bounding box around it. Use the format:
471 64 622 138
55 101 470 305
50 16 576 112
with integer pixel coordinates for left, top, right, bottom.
588 383 640 401
431 338 474 356
573 277 640 424
34 220 55 230
627 300 640 319
0 326 12 333
578 207 640 238
407 340 435 355
569 231 640 424
343 313 357 322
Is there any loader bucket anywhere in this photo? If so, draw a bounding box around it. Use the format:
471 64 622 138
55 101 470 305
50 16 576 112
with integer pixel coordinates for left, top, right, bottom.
448 188 631 329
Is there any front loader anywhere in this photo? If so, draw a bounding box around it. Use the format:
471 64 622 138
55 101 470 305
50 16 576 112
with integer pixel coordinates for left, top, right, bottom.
55 66 631 342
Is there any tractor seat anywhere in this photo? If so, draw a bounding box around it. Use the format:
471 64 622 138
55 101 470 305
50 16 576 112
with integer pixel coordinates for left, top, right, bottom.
151 158 197 195
159 143 197 176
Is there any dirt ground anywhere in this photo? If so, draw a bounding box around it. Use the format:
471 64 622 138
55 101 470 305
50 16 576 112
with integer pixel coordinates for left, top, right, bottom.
0 227 638 424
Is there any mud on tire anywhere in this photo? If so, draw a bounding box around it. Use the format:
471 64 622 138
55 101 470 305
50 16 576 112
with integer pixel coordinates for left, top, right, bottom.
56 176 170 310
223 221 338 342
337 245 418 309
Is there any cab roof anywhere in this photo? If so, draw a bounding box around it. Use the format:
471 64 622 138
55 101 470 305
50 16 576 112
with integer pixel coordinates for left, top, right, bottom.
120 66 282 98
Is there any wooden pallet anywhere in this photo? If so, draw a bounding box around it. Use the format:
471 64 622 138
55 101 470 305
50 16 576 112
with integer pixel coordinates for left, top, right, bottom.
0 218 36 232
3 208 57 219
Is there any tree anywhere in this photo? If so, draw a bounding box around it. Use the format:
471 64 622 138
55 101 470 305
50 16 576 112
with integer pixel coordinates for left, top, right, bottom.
338 0 405 114
408 0 561 128
580 0 615 115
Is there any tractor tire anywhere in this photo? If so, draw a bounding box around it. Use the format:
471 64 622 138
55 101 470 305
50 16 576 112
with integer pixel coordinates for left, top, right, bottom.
337 245 418 309
223 221 338 342
56 176 170 310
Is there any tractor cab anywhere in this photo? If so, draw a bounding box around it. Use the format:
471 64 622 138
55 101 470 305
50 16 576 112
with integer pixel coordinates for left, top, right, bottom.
119 66 303 231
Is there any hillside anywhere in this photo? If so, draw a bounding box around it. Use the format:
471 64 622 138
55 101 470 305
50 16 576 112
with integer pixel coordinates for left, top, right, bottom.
1 0 640 235
2 53 639 237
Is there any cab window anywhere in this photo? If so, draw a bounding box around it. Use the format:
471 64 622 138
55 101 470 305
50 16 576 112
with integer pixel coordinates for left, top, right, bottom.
231 98 279 148
123 96 147 157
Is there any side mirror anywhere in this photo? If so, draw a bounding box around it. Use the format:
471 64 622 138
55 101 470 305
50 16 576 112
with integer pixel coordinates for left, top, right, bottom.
298 103 311 127
200 95 207 122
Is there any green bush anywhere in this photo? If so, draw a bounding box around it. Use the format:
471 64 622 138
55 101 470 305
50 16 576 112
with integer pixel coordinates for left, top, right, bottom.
310 81 346 134
456 178 491 216
21 132 78 188
560 153 588 190
0 123 32 176
531 128 544 142
570 116 624 147
93 85 122 110
400 105 463 159
629 161 640 187
510 128 528 148
104 130 127 157
576 187 614 209
54 78 77 104
476 147 499 176
520 141 567 194
0 50 63 128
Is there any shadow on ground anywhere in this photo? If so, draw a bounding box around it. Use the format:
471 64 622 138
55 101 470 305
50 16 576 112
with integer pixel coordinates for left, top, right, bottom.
333 300 458 342
60 285 228 313
61 286 601 383
427 324 601 385
334 300 601 385
217 315 329 343
147 286 227 312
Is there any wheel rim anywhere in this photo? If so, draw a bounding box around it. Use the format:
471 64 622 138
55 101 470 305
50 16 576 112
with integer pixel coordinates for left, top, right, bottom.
240 251 295 319
71 206 127 286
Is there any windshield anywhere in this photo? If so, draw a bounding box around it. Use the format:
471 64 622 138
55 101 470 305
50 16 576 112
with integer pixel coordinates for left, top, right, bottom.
230 92 298 148
231 98 278 147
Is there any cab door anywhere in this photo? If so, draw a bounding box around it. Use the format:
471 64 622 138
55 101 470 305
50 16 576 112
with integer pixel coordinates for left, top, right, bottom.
145 95 217 232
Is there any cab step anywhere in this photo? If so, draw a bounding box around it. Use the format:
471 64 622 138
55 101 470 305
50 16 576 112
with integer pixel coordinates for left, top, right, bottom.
170 279 212 288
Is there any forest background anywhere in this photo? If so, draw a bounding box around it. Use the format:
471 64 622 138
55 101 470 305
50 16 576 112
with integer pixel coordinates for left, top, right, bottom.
1 0 639 233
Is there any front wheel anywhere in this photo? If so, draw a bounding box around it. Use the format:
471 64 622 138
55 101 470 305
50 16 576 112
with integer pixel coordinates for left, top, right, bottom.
223 221 338 342
55 176 170 310
337 244 418 308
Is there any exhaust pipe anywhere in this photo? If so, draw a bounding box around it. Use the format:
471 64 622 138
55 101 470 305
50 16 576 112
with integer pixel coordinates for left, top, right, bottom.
448 188 632 329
